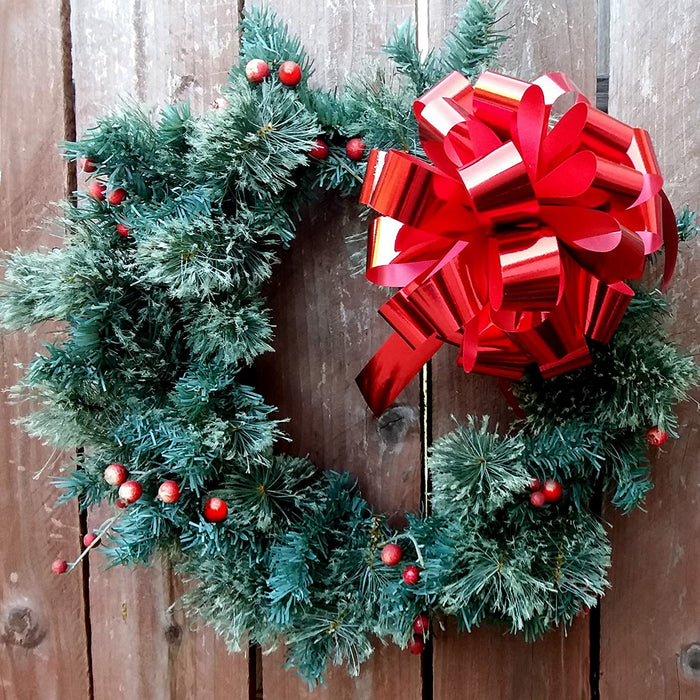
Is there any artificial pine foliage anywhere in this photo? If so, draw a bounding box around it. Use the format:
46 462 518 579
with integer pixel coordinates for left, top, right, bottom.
1 3 697 687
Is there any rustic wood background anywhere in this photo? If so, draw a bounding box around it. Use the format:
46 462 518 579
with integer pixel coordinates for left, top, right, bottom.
1 0 698 697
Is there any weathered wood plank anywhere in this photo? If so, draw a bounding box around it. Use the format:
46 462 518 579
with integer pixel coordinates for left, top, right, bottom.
254 1 423 696
601 3 700 698
69 1 250 697
426 2 597 698
0 1 91 698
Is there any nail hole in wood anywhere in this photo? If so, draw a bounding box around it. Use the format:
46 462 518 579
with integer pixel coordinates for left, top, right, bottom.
377 405 417 449
680 643 700 679
1 605 46 648
164 622 182 645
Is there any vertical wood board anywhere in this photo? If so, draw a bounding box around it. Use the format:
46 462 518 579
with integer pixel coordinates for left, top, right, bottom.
601 2 700 698
69 1 249 697
426 2 597 698
0 1 91 698
254 0 423 697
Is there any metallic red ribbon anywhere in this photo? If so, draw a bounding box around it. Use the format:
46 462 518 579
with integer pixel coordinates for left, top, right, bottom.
357 70 678 416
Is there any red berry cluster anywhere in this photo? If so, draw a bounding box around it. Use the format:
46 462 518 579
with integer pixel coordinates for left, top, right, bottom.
406 614 430 655
243 57 301 87
242 58 366 165
307 135 366 163
79 156 131 238
380 542 430 655
52 465 229 575
646 426 668 447
528 477 563 508
380 543 422 583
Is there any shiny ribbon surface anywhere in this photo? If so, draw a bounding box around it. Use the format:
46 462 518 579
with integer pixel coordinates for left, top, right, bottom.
357 70 677 416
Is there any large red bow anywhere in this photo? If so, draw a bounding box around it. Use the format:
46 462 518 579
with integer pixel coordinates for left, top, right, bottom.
357 70 677 416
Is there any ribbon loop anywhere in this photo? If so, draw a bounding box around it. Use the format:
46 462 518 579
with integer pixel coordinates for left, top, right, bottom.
357 70 677 416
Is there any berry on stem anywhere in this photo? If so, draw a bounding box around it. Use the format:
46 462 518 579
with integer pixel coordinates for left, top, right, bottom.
204 497 228 522
245 58 270 83
310 139 329 160
52 559 68 575
116 223 130 238
83 532 98 548
88 181 106 200
157 480 181 504
107 188 126 205
413 614 430 635
407 636 425 654
346 138 366 161
403 565 420 585
116 500 127 509
104 463 128 486
118 480 143 504
530 491 546 508
79 157 96 173
529 477 541 491
380 543 402 566
278 60 302 86
646 426 668 446
542 479 563 503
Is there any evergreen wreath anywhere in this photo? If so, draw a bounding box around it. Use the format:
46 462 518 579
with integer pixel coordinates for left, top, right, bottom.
1 2 697 686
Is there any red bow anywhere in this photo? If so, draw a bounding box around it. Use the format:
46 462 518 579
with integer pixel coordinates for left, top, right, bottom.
357 70 677 416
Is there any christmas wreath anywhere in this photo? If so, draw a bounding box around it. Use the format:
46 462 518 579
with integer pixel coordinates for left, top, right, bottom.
1 3 697 687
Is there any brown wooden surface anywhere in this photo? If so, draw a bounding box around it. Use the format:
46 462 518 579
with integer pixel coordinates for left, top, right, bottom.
0 1 91 698
69 1 249 698
2 0 700 697
426 1 598 698
254 0 422 696
600 2 700 698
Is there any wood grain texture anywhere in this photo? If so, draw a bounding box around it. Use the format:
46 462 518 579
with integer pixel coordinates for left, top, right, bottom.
427 0 597 93
0 1 91 698
69 1 249 697
426 2 597 698
254 1 421 696
255 196 423 699
601 3 700 698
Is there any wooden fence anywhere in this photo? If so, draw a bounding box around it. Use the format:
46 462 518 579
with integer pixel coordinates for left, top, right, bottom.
1 0 698 697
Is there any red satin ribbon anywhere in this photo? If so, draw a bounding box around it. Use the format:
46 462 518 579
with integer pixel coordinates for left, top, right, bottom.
357 70 678 416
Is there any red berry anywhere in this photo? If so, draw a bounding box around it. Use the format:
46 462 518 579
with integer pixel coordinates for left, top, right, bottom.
203 497 228 522
542 479 563 503
403 565 420 585
310 139 329 160
212 97 229 110
104 463 128 486
157 480 181 504
380 543 402 566
245 58 270 83
88 181 106 200
116 499 127 509
116 223 130 237
413 614 430 635
83 533 98 548
407 636 425 655
529 477 541 491
52 559 68 574
118 480 143 504
530 491 546 508
79 157 96 173
107 188 126 205
278 61 302 86
346 138 366 161
646 426 668 447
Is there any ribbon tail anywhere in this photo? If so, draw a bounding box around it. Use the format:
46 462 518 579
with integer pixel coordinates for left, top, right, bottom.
660 190 678 291
497 379 527 419
356 333 443 416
